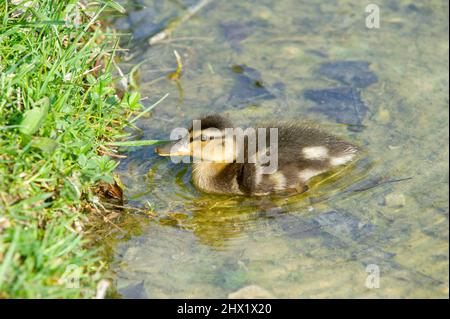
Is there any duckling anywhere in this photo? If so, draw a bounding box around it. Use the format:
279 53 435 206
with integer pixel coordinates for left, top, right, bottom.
155 114 360 196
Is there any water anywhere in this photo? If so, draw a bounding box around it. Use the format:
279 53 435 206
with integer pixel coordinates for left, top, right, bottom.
108 0 449 298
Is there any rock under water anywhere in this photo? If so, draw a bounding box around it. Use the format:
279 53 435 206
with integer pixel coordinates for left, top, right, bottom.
303 60 378 131
317 60 378 88
220 21 251 51
118 280 148 299
303 87 368 131
217 64 276 108
313 210 376 242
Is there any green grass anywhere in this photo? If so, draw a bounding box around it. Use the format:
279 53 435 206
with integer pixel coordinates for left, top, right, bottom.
0 0 144 298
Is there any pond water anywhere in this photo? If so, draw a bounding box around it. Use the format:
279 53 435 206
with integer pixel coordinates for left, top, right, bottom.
109 0 448 298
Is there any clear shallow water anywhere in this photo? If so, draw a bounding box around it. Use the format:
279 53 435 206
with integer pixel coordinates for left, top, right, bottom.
109 0 449 298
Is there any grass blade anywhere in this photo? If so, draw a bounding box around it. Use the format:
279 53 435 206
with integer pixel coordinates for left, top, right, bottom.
105 140 165 147
129 93 169 123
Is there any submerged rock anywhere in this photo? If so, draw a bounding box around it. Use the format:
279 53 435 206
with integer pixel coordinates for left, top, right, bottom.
225 64 276 108
384 192 406 208
422 221 449 241
313 210 376 242
220 19 270 51
303 87 368 130
303 60 377 131
276 214 324 239
118 281 148 299
220 21 251 51
114 6 171 41
228 285 275 299
317 61 378 88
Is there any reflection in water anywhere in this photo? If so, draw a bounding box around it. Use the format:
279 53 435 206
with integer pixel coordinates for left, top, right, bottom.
121 149 374 250
110 0 449 298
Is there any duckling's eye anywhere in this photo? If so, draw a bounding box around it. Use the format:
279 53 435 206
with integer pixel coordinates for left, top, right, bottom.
200 134 209 141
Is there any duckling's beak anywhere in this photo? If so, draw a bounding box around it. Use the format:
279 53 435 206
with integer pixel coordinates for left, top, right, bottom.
155 140 191 157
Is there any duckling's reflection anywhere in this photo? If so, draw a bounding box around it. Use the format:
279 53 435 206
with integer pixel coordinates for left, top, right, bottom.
157 195 274 249
152 158 374 249
117 151 374 250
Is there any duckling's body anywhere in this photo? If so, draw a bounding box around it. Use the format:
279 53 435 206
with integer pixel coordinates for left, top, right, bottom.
156 115 359 196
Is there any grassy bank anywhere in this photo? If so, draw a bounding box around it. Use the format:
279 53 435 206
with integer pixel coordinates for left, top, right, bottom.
0 0 139 298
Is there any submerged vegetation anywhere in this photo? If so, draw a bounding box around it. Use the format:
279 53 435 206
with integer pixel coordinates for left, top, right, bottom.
0 0 146 298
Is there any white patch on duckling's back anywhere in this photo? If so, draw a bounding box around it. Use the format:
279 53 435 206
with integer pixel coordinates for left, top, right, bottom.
302 146 329 160
269 171 287 190
298 169 325 181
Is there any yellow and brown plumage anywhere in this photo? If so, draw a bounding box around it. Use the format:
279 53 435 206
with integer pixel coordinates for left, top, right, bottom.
156 114 360 196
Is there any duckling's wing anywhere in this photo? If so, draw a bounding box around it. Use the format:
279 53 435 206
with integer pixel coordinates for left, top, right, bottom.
275 123 359 163
255 122 359 184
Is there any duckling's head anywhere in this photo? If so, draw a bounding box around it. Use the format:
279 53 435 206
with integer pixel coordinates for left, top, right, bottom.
155 114 238 163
